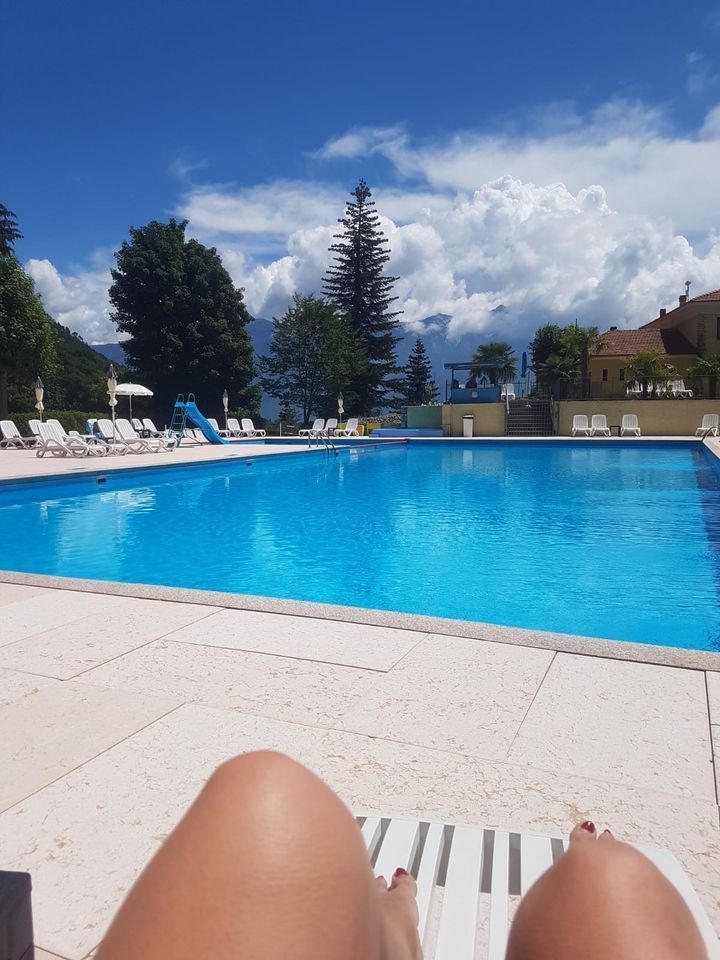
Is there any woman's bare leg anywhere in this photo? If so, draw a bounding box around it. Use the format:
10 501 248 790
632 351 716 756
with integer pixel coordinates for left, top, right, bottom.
95 751 421 960
507 821 708 960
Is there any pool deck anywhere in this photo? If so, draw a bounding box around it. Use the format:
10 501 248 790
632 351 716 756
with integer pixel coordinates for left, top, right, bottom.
1 439 720 958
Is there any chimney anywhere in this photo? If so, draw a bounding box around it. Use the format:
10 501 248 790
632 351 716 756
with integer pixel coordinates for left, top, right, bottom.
679 295 687 305
609 325 618 331
659 308 666 316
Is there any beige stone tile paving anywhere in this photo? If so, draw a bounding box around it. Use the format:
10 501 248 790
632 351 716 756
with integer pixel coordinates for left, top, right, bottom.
0 581 52 607
0 598 218 679
0 666 56 707
506 653 715 800
0 590 124 648
707 671 720 726
0 679 181 812
335 633 554 759
80 638 377 728
168 606 425 670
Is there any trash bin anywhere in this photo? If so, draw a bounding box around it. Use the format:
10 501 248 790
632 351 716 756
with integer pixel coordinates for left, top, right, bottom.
462 414 474 438
0 871 33 960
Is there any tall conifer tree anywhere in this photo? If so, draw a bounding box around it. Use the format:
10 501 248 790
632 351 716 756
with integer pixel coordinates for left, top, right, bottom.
323 180 401 411
401 338 438 405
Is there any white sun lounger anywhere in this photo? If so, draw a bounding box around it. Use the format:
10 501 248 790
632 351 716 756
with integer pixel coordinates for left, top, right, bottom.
35 422 104 458
335 417 360 437
96 418 143 454
142 418 165 438
360 815 719 960
671 379 693 398
117 418 175 452
323 418 339 436
0 420 37 448
223 417 243 438
299 418 325 437
621 413 641 436
590 414 610 437
626 381 643 398
207 417 232 437
500 383 516 400
571 415 591 436
696 414 719 437
240 418 266 438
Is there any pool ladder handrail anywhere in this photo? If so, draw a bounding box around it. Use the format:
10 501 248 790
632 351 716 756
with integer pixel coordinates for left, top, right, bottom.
306 429 339 456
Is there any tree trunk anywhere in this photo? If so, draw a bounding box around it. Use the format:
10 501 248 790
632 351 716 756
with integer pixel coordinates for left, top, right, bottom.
0 367 8 419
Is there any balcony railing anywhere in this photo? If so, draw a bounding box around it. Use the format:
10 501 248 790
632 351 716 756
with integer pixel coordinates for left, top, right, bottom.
545 376 718 401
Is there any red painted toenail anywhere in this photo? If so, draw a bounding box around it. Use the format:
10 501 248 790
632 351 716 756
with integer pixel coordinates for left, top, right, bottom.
394 867 408 877
580 821 595 833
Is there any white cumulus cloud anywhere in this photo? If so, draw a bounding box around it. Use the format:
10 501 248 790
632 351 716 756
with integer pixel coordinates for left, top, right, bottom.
25 258 116 343
25 100 720 349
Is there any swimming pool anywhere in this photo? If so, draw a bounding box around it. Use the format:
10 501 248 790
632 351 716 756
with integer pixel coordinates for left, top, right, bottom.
1 442 719 650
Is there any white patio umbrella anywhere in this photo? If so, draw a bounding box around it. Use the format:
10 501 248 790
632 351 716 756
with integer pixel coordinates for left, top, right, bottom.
338 392 344 422
114 383 154 421
222 389 229 432
34 376 44 422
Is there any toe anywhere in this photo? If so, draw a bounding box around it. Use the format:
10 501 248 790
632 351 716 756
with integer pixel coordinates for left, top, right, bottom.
569 821 597 844
375 875 388 891
390 868 417 896
598 827 614 841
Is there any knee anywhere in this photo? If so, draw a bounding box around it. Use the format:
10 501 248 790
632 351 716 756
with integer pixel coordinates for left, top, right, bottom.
562 836 661 887
209 750 307 792
202 751 353 832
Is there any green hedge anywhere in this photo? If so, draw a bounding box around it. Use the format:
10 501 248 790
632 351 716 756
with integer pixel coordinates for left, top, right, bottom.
8 410 108 435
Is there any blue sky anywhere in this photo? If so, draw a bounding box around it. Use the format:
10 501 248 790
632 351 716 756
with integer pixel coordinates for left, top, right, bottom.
3 0 720 344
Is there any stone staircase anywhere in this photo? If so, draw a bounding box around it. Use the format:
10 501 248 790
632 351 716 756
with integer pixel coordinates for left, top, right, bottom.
505 398 554 436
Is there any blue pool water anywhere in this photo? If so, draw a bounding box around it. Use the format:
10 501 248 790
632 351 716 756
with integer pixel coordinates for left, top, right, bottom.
1 442 719 650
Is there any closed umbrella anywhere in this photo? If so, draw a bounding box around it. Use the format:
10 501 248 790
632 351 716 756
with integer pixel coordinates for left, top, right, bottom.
338 392 344 423
222 390 229 433
34 376 44 422
107 365 118 441
114 383 154 421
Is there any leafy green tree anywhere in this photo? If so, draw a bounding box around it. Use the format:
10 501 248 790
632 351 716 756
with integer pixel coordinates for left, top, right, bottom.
278 400 299 427
322 180 401 412
0 254 56 417
531 322 602 396
260 293 365 424
625 351 673 398
529 323 565 373
472 342 517 384
687 355 720 399
562 324 603 393
401 338 438 405
109 219 259 416
0 205 22 257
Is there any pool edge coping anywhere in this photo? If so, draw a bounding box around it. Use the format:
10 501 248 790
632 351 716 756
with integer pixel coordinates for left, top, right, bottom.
2 568 718 672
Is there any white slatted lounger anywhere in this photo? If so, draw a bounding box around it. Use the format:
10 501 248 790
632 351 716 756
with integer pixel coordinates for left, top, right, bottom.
358 815 719 960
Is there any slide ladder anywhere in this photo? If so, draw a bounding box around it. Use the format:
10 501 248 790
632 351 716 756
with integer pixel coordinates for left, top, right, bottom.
169 394 189 446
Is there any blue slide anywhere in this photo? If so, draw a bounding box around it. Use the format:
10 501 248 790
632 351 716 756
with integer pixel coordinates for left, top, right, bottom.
183 401 228 444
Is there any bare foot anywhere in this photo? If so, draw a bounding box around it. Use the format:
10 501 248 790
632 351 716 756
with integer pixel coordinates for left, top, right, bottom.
375 868 423 960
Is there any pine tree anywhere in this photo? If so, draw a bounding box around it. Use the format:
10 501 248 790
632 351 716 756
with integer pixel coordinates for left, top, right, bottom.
0 204 23 257
401 338 438 405
322 179 402 412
